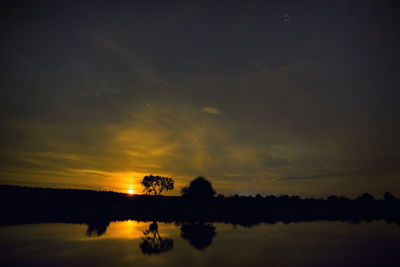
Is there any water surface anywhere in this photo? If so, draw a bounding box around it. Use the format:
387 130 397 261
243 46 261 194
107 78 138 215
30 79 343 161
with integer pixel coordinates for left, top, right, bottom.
0 220 399 266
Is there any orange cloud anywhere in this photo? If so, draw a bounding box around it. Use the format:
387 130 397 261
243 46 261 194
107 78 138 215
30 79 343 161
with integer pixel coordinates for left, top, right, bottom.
202 107 221 115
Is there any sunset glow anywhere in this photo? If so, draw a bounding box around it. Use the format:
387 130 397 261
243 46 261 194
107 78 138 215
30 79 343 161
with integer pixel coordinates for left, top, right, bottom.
128 189 134 195
1 1 399 198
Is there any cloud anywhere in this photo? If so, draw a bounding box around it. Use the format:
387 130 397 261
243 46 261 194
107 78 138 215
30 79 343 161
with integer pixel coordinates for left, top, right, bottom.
2 1 400 198
202 107 221 115
279 172 359 181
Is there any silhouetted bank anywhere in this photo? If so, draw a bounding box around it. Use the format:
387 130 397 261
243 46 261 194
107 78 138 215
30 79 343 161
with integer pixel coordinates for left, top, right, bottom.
1 185 399 227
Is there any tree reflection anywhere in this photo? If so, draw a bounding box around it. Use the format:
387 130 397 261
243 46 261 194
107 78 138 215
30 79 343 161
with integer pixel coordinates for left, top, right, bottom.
180 222 216 250
139 221 174 255
86 220 110 237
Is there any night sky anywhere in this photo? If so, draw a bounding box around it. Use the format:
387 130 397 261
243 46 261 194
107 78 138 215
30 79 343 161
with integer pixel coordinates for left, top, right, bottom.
1 1 400 197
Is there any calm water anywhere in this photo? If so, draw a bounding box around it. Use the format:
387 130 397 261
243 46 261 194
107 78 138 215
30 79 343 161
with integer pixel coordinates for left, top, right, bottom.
0 220 399 266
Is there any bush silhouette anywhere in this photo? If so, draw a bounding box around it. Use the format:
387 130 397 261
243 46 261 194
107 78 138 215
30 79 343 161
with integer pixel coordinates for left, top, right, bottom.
141 175 174 196
181 176 216 199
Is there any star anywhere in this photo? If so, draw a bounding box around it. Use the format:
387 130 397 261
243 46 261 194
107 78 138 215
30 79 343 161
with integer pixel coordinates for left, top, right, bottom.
282 12 290 24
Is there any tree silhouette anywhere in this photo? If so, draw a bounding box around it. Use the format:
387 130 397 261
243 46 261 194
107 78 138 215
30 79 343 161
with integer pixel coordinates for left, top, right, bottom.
141 175 174 196
86 220 110 237
327 195 339 201
139 221 174 255
181 176 216 199
180 222 217 250
357 193 375 201
384 191 395 201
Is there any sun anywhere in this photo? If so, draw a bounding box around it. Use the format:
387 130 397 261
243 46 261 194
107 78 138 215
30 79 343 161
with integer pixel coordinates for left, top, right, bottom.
128 189 134 195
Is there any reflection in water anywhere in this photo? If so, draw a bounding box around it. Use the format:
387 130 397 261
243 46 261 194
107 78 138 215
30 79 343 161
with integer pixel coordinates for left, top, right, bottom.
86 220 110 237
1 220 400 266
139 221 174 255
180 222 216 250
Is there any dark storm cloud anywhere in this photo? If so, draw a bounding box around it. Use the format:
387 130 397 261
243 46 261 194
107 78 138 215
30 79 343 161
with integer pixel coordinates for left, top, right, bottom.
1 0 399 196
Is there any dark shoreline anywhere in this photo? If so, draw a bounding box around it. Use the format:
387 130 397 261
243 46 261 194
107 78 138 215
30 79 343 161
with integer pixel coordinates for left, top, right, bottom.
1 185 399 227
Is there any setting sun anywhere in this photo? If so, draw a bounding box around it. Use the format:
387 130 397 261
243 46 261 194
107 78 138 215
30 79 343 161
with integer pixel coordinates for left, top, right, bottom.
128 189 134 195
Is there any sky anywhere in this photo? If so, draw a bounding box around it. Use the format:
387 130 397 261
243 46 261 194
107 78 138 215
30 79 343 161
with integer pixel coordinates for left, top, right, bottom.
1 0 400 197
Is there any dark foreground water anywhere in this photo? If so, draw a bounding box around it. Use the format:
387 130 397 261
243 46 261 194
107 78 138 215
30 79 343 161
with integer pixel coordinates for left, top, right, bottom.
0 220 399 266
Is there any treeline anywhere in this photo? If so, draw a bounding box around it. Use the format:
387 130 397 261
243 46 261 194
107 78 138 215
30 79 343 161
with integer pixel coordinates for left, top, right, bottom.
1 184 399 227
1 184 397 202
215 191 397 202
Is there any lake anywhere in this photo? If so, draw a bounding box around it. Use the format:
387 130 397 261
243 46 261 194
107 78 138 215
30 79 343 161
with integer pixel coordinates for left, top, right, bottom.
0 220 399 266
